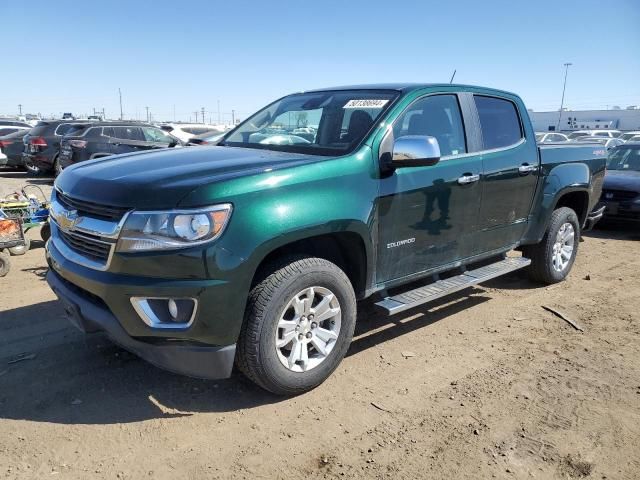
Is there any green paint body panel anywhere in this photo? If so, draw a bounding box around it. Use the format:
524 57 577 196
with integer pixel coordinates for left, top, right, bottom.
49 84 606 350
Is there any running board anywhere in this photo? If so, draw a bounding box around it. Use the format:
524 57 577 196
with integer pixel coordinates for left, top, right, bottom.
375 257 531 315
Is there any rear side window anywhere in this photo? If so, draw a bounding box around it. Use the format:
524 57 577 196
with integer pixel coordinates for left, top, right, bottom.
112 126 144 141
474 96 523 150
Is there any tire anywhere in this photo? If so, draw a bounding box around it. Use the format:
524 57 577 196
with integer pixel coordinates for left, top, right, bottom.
0 251 10 277
522 207 580 284
40 223 51 242
8 237 30 256
237 256 357 396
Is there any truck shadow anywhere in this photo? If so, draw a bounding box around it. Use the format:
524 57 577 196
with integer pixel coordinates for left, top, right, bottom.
0 289 491 425
583 223 640 241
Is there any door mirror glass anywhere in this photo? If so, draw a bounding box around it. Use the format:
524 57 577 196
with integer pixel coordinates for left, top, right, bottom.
392 135 441 167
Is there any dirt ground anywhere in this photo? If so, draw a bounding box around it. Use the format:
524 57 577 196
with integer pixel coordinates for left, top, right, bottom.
1 169 639 479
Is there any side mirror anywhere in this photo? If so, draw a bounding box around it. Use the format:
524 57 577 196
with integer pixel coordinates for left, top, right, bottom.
392 135 441 168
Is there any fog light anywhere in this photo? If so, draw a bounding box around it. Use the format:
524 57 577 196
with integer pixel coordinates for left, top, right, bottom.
130 297 197 329
168 298 178 319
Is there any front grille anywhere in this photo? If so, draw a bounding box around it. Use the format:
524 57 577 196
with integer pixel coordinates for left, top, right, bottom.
56 190 129 221
601 189 639 202
59 229 113 262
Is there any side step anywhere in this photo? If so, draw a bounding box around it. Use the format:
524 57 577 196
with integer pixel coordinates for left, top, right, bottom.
375 257 531 315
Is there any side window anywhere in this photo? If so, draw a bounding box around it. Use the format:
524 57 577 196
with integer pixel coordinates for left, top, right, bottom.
393 94 467 157
112 126 144 141
86 127 103 138
474 95 523 150
142 127 173 144
55 123 74 136
103 127 114 138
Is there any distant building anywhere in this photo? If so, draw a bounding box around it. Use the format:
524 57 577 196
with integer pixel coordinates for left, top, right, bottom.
530 108 640 132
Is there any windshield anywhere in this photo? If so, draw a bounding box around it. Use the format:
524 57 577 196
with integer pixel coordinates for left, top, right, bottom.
535 133 544 141
221 90 399 155
607 147 640 171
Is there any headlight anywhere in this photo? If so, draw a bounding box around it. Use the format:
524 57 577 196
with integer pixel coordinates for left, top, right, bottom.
116 204 232 252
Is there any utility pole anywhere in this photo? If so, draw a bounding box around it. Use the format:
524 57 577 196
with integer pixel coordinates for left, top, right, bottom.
145 106 150 123
18 104 22 115
201 107 205 124
217 100 221 123
193 111 199 123
556 62 572 131
118 88 123 120
232 109 235 125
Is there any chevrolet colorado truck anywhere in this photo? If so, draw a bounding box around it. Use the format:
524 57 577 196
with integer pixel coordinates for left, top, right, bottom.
45 84 606 395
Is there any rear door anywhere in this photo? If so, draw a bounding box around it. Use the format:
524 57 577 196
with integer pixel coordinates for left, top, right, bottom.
472 95 539 252
376 93 483 283
108 126 159 154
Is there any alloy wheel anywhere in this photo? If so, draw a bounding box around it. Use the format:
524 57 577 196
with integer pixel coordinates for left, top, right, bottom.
275 286 342 373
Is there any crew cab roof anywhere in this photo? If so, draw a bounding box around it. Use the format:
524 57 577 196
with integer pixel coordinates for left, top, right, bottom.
304 83 519 97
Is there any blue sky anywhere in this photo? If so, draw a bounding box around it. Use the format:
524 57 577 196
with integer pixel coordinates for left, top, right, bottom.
1 0 639 122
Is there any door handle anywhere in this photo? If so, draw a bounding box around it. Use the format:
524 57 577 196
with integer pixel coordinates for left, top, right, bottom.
457 173 480 185
519 163 538 174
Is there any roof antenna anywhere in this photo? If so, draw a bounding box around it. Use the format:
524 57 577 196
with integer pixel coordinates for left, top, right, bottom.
449 69 457 84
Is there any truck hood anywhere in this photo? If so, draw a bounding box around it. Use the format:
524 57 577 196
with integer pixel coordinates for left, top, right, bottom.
603 170 640 192
55 146 323 208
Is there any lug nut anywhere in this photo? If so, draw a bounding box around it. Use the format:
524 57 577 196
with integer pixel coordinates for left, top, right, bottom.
301 316 306 321
306 332 312 339
311 322 317 329
298 334 304 340
295 326 300 331
308 314 314 320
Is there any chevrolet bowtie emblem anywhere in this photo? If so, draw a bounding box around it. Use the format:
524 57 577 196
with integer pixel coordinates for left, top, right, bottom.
58 209 79 230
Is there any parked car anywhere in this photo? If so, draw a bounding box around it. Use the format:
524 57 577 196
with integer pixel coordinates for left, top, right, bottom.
62 113 75 120
0 130 30 168
568 130 621 140
46 83 606 395
576 136 624 150
160 123 223 143
0 125 30 137
0 120 32 129
535 132 569 143
57 122 182 175
619 131 640 142
626 136 640 143
188 130 227 145
22 120 92 174
597 144 640 223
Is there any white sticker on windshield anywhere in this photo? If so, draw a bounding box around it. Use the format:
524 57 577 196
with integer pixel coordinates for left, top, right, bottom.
343 99 389 109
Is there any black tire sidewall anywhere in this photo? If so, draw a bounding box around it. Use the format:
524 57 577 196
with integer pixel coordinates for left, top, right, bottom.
251 262 356 394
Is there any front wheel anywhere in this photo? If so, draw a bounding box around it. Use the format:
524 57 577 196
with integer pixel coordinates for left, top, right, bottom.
522 207 580 284
237 256 357 395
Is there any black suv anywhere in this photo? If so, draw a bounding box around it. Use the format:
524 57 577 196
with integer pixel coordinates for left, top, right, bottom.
57 122 181 175
23 120 92 174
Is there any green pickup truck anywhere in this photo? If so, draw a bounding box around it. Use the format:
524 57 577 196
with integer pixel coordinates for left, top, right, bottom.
46 84 606 395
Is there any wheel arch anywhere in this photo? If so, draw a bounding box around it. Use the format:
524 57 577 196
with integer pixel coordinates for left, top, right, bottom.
248 223 372 300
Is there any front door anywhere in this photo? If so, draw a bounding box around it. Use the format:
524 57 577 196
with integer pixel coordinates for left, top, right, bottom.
376 94 483 283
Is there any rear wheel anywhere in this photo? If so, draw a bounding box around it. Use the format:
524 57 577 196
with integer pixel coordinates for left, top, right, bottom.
523 207 580 284
0 251 11 277
237 256 357 395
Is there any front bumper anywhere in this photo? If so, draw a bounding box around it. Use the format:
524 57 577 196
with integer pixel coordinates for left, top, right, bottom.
597 200 640 223
47 267 236 380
